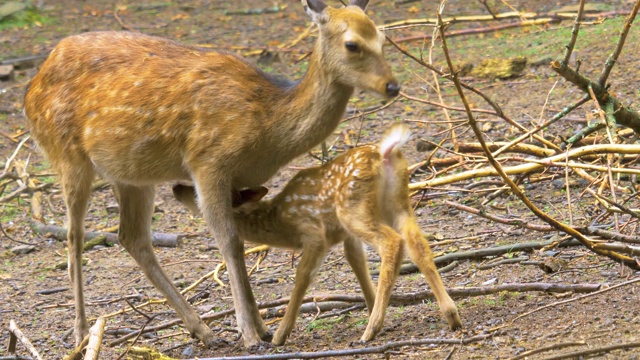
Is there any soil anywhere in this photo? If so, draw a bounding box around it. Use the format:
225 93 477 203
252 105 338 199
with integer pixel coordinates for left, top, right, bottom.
1 1 640 359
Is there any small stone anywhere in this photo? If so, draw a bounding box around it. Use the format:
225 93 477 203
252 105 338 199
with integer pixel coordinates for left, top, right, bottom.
182 345 194 357
10 245 37 255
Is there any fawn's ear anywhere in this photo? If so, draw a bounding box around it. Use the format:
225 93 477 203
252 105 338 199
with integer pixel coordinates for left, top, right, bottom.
349 0 369 10
302 0 328 25
233 187 268 207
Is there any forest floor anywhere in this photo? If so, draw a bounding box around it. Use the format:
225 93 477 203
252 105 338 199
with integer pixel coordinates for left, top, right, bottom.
1 0 640 359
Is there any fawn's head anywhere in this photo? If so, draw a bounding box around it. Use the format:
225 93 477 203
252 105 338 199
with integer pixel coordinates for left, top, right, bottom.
303 0 399 98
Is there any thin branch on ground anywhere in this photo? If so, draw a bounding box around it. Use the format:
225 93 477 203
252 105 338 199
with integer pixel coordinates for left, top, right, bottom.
195 333 494 360
8 320 43 360
511 277 640 323
539 340 640 360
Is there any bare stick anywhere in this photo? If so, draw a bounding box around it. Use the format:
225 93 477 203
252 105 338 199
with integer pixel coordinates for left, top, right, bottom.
582 227 640 244
586 188 640 220
83 317 106 360
492 95 590 157
597 0 640 86
8 320 43 360
561 0 587 66
113 6 138 33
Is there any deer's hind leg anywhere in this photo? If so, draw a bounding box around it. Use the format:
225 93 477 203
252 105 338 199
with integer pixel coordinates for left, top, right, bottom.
338 208 404 342
401 217 462 331
59 161 94 346
113 183 216 346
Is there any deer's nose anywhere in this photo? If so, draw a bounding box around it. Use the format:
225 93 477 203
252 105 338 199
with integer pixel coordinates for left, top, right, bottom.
386 82 400 97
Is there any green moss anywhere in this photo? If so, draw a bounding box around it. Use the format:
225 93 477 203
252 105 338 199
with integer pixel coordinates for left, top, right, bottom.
0 3 54 31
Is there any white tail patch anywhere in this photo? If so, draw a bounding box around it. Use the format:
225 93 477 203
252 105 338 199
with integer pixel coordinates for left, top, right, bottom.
379 124 411 161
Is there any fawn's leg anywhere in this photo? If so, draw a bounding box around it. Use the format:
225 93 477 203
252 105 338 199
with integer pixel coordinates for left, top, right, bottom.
60 165 94 346
193 175 270 348
343 237 376 313
114 183 216 347
402 219 462 330
273 231 327 345
339 210 404 342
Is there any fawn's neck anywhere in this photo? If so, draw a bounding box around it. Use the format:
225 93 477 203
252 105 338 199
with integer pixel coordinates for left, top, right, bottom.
234 200 301 249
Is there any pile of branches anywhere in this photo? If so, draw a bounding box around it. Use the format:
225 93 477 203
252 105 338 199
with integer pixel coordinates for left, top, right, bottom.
374 0 640 270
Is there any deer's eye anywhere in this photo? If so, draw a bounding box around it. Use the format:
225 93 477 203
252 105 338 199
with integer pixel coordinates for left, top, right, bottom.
345 42 359 52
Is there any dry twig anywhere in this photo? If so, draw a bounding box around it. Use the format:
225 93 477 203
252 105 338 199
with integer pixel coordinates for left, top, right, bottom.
8 320 42 360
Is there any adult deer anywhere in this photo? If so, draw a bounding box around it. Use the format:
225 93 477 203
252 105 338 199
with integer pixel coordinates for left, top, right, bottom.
24 0 398 349
173 125 462 345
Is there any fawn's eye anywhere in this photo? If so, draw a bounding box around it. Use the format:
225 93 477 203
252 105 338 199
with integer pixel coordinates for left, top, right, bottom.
345 42 359 52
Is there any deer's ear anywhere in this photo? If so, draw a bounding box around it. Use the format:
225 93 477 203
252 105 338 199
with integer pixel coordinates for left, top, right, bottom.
349 0 369 10
302 0 328 24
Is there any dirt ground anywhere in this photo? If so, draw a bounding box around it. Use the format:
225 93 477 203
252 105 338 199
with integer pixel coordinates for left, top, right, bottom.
1 0 640 359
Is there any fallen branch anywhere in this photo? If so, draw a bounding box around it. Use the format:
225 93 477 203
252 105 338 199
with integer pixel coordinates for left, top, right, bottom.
84 317 106 360
110 281 599 345
398 238 582 274
552 60 640 134
409 143 640 190
62 334 89 360
393 18 561 43
512 276 640 323
194 333 495 360
509 341 587 360
478 256 529 269
381 9 631 30
8 320 42 360
540 340 640 360
581 227 640 244
29 220 182 248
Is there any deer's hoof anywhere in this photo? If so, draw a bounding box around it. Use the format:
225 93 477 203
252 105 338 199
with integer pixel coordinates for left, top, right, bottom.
260 329 274 343
247 340 274 353
444 308 463 331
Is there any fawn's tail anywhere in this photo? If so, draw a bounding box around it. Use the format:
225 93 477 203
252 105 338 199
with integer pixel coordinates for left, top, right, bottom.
378 124 411 163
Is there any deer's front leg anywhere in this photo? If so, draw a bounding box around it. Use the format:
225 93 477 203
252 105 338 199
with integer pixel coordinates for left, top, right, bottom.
343 237 376 313
273 231 327 345
195 175 271 348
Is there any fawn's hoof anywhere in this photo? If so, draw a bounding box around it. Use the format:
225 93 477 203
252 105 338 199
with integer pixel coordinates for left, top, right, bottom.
272 331 288 346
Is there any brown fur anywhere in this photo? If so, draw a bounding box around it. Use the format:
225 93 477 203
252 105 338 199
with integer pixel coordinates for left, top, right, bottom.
23 0 397 348
173 125 462 345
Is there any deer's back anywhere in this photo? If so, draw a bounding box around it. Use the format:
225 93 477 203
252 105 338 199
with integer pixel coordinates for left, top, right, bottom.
24 31 291 184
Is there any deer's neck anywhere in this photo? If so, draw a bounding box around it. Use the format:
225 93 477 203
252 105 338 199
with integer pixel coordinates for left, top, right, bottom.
268 51 354 160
